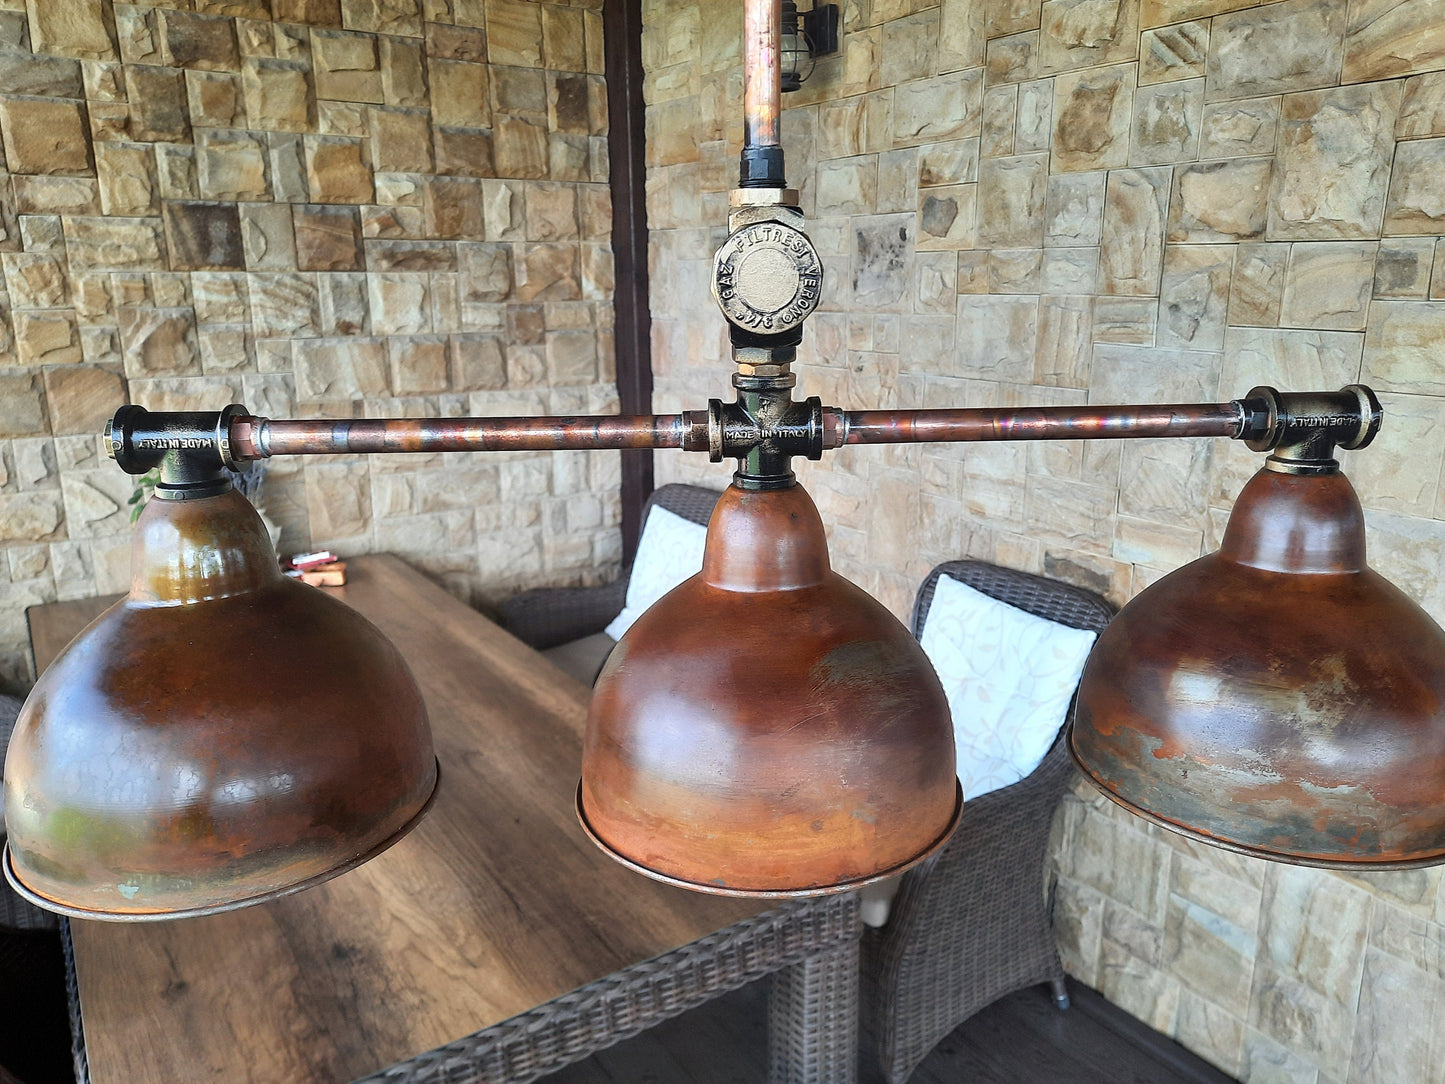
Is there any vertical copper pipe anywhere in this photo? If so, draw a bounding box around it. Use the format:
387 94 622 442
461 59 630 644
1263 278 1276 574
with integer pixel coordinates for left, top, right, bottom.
743 0 782 150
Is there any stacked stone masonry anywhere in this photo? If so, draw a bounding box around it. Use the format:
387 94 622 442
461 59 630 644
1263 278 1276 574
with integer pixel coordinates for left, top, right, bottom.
0 0 622 690
645 0 1445 1080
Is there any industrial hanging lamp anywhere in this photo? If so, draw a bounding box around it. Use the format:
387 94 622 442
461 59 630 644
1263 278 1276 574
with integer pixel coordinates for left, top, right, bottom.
3 408 439 920
1071 387 1445 869
579 481 961 896
8 1 1445 922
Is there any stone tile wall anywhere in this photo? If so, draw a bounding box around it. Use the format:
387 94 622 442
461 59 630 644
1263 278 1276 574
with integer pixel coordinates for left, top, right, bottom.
644 0 1445 1079
0 0 622 689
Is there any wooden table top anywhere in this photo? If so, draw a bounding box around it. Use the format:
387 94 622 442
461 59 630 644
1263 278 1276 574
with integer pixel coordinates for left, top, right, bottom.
27 554 761 1084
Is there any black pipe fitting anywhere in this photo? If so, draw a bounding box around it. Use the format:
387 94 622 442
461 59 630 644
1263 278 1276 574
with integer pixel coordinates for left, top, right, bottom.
107 404 249 499
1236 385 1382 475
703 378 826 490
739 146 786 188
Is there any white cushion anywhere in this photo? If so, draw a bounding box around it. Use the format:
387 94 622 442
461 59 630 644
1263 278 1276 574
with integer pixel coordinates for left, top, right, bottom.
543 631 617 686
604 506 709 640
919 573 1098 802
860 875 903 928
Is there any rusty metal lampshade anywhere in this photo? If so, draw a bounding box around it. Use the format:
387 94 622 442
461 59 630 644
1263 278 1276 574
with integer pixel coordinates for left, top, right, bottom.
579 482 962 895
4 483 438 920
1071 464 1445 868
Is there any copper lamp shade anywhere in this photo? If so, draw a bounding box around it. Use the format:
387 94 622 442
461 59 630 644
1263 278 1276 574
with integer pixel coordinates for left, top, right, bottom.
1071 465 1445 869
4 485 438 920
579 482 962 896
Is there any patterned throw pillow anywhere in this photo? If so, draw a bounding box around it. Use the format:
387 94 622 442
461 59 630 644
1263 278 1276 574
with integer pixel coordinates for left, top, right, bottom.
919 573 1098 800
604 506 710 640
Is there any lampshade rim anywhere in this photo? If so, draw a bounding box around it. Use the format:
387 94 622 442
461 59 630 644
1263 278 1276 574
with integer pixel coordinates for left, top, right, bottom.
574 778 964 897
1066 732 1445 871
3 758 441 922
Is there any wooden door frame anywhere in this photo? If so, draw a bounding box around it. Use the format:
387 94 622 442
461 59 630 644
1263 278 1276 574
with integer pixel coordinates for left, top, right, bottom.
604 0 654 564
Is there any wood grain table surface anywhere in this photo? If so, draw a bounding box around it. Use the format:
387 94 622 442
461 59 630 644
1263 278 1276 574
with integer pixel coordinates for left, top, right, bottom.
27 554 762 1084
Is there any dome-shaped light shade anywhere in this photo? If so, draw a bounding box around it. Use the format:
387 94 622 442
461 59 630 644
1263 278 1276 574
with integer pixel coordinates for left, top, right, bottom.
4 487 438 920
1071 466 1445 869
579 483 962 896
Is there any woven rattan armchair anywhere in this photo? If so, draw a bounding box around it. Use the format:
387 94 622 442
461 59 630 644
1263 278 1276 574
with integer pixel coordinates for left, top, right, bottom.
499 484 723 680
1 694 55 937
2 693 80 1084
861 561 1115 1084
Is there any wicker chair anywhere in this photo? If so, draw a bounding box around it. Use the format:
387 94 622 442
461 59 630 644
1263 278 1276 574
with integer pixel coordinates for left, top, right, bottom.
1 693 80 1084
0 694 56 937
861 561 1115 1084
498 483 723 681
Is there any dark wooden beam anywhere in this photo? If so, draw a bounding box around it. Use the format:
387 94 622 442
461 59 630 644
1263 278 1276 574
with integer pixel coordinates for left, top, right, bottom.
604 0 654 565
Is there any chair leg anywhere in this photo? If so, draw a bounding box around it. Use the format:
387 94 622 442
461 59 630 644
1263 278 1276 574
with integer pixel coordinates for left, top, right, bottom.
1050 976 1071 1011
769 938 860 1084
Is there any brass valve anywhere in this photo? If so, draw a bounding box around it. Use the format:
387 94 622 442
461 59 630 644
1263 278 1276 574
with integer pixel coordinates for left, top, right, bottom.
712 188 822 349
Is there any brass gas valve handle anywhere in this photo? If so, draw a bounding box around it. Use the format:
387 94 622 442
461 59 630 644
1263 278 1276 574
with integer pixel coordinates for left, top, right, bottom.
713 219 822 341
712 190 822 354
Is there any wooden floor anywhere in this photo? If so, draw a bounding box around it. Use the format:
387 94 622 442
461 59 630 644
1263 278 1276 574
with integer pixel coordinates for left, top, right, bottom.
539 975 1236 1084
6 932 1235 1084
0 929 73 1084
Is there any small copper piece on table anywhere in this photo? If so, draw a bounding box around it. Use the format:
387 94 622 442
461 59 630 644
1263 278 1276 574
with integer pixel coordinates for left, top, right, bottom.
284 560 348 587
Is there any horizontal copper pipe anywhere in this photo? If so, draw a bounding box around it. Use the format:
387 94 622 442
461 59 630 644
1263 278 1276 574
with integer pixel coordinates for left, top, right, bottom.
238 415 690 458
229 403 1252 460
839 404 1246 445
